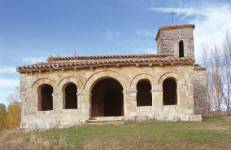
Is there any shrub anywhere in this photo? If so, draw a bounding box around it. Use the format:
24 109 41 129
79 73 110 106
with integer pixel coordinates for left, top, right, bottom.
0 105 7 130
6 102 21 129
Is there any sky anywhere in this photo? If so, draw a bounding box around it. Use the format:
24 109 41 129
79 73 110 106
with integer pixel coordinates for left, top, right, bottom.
1 0 231 105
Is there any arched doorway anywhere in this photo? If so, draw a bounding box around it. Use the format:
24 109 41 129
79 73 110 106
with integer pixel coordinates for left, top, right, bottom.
63 82 78 109
163 77 177 105
91 77 123 117
38 84 53 111
137 79 152 106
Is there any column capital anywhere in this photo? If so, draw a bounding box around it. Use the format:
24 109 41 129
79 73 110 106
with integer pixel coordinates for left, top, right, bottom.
77 89 91 96
123 88 137 94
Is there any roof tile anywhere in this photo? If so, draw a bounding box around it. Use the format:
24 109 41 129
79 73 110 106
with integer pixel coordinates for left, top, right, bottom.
17 54 195 73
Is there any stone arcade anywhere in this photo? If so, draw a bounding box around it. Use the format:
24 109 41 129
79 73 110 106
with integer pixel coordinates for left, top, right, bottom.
17 24 208 129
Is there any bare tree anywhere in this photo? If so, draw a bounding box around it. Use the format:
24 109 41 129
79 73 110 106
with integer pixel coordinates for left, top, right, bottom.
201 32 231 116
222 32 231 115
201 44 212 113
7 87 20 104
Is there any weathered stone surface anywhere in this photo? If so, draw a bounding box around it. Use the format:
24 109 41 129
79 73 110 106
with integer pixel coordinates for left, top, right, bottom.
156 26 194 59
192 70 209 116
19 24 208 129
20 65 206 129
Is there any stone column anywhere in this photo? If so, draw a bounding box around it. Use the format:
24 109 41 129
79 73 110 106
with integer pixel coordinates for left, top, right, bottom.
186 77 194 114
152 85 162 112
78 89 91 121
53 89 63 113
123 88 137 119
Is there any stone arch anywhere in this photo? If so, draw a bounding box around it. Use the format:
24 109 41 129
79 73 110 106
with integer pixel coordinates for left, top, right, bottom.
163 77 177 105
32 78 56 112
91 77 124 117
63 82 78 109
32 78 55 89
58 76 83 89
38 84 53 111
136 79 152 106
58 76 82 109
130 73 155 88
158 72 180 106
158 72 179 86
84 70 128 91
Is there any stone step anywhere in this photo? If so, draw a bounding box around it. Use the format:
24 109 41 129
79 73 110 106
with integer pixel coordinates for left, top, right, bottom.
86 116 124 125
90 116 124 122
86 121 124 126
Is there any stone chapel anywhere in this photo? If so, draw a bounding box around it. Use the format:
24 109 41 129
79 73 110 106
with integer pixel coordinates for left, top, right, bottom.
17 24 208 129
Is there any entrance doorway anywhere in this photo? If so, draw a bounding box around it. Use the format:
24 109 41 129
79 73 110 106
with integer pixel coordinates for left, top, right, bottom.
91 78 123 117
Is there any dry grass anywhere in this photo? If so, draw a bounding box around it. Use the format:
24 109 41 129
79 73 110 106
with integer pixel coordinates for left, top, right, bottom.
83 136 157 150
0 117 230 150
0 129 70 150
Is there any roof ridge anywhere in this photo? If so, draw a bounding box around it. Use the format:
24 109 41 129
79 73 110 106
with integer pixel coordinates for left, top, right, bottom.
155 24 195 40
47 54 170 62
158 24 195 30
17 57 195 73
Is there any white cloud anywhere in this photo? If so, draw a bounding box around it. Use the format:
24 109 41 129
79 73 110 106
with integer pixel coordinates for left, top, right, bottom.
136 48 154 54
0 78 19 88
136 29 153 37
105 31 121 39
118 48 154 54
149 7 202 17
22 57 46 64
0 66 16 73
150 3 231 63
0 86 19 105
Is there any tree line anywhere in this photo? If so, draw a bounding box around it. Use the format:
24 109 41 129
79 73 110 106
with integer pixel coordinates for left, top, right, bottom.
201 32 231 115
0 102 21 131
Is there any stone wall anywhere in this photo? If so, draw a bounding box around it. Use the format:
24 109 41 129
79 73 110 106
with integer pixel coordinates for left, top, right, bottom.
20 65 206 129
156 27 194 59
192 70 209 116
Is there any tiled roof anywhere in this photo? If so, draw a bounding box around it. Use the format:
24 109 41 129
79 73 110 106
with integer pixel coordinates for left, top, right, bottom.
158 24 195 31
155 24 195 40
17 54 195 73
47 54 167 62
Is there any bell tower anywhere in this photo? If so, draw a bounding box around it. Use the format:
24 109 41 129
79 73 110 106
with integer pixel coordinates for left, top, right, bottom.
155 24 195 59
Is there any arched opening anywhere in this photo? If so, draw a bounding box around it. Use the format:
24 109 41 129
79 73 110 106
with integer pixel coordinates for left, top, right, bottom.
64 83 77 109
137 79 152 106
163 78 177 105
38 84 53 111
179 40 184 57
91 77 123 117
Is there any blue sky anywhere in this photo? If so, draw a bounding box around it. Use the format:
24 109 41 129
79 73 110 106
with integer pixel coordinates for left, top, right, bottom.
1 0 231 105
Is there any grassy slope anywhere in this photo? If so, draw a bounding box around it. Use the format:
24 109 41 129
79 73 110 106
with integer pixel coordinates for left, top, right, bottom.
0 117 231 150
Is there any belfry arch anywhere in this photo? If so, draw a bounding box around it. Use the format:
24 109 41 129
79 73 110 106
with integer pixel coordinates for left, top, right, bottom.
179 40 184 58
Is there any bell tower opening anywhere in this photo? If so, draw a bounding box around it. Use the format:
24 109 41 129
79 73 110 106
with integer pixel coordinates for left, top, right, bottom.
179 40 184 58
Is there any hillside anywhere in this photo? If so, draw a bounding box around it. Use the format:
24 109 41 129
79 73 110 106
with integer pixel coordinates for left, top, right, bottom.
0 117 231 150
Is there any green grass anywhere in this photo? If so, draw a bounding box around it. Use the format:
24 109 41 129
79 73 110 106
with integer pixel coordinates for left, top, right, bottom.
0 117 231 150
